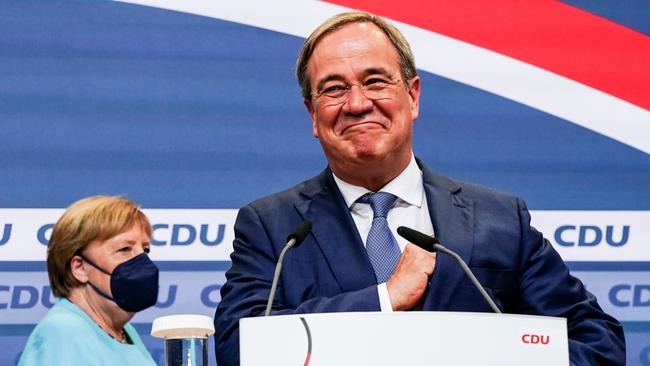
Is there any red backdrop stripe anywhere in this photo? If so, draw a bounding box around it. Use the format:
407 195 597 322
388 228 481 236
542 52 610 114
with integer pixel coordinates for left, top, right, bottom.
324 0 650 111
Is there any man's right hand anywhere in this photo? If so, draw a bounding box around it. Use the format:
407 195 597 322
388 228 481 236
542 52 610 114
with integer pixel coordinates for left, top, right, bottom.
386 243 437 311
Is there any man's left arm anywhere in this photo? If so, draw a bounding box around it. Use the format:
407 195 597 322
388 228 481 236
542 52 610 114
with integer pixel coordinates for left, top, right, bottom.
515 198 626 366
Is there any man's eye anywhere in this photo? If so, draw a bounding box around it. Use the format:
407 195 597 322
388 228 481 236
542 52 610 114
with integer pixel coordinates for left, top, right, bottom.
117 246 131 253
366 78 389 88
322 85 346 94
144 247 151 254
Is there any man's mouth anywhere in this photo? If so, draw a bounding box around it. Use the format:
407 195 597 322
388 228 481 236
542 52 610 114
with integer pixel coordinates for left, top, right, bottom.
340 121 382 134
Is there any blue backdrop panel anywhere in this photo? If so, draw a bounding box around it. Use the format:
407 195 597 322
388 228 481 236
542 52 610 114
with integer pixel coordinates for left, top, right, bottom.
1 1 648 209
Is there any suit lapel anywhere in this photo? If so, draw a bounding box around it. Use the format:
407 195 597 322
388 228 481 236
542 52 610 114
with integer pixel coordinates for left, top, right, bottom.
419 164 475 310
295 169 378 292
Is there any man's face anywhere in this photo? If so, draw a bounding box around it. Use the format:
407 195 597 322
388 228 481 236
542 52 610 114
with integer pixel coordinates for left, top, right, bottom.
305 22 420 177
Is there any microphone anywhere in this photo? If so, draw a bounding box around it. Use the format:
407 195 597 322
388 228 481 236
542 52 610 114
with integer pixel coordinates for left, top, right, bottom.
264 220 313 316
396 226 438 252
396 226 502 314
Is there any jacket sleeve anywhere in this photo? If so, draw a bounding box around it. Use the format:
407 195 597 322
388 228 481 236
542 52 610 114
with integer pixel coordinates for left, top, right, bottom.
213 204 381 366
515 198 626 366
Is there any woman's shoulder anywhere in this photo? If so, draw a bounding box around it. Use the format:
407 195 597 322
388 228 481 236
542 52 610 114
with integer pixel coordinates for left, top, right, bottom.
35 299 98 335
18 300 101 365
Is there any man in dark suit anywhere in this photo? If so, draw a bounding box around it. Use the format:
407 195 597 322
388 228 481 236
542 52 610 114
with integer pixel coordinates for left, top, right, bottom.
214 11 625 366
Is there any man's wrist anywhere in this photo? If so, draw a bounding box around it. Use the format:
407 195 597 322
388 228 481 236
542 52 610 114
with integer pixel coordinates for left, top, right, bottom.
377 283 394 312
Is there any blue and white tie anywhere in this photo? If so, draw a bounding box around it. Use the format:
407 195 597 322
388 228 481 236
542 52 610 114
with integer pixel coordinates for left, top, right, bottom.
358 192 401 283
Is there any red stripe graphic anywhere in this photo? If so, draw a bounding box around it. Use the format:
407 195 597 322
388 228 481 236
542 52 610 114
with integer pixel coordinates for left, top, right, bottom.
325 0 650 111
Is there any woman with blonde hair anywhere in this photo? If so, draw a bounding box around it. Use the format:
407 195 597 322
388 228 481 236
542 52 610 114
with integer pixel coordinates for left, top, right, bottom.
19 196 158 365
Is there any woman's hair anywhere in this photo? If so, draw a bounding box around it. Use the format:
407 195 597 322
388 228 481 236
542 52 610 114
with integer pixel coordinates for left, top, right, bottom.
47 195 152 297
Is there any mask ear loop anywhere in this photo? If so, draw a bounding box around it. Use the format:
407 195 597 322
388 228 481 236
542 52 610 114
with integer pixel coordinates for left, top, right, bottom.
79 254 111 275
78 254 115 302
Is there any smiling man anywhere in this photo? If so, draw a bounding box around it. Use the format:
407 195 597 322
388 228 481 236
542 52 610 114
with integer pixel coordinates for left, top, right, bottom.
214 12 624 366
304 20 419 193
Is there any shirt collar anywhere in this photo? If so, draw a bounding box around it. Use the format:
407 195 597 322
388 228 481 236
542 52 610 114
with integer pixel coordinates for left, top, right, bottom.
332 155 424 208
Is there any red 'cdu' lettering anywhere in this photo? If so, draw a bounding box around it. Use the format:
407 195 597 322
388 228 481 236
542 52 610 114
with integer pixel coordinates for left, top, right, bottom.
522 334 550 345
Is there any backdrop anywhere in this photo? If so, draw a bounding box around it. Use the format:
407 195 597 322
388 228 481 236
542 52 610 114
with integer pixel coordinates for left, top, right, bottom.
1 1 649 365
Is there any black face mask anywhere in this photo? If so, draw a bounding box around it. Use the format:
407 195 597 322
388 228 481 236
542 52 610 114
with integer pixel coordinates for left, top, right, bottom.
80 253 159 312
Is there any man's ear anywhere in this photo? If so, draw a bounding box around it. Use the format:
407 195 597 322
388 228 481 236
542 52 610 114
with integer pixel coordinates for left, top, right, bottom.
304 98 319 138
408 76 421 121
70 255 89 283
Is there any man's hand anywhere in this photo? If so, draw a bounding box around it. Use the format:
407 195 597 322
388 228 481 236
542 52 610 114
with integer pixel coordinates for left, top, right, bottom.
386 243 437 311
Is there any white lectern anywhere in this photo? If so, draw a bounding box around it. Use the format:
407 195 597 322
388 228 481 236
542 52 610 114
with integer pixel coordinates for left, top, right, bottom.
240 312 568 366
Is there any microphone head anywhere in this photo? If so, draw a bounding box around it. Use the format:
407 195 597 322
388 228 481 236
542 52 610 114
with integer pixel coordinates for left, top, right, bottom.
396 226 438 252
286 220 313 247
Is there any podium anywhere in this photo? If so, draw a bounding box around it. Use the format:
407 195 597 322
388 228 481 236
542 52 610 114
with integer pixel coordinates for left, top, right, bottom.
240 312 568 365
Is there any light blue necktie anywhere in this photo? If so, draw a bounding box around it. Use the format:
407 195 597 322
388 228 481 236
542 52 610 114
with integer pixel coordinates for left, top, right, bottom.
358 192 401 283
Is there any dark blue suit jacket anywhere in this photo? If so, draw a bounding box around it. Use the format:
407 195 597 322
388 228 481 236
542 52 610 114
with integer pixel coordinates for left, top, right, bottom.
214 162 625 366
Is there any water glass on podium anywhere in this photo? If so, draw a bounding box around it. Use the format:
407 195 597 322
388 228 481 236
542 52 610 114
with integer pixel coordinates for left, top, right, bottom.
151 314 215 366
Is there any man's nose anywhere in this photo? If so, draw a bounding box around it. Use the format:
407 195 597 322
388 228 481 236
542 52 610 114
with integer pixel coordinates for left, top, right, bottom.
342 85 373 115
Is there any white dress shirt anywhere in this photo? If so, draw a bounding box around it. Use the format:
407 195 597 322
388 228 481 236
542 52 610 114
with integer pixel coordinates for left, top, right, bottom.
332 155 435 311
